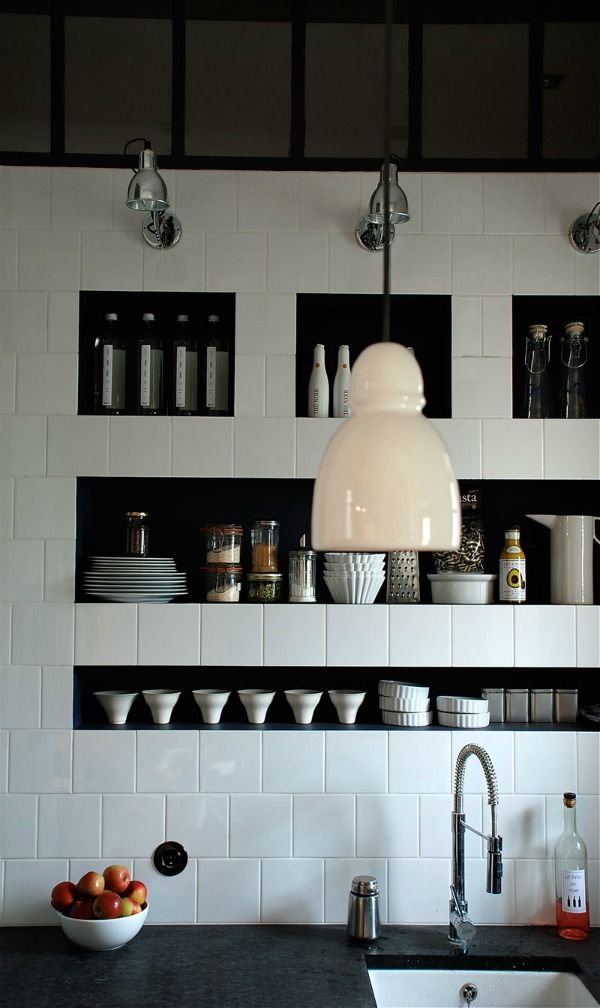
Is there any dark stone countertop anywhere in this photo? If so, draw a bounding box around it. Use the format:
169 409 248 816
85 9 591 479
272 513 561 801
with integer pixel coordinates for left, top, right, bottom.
1 924 599 1008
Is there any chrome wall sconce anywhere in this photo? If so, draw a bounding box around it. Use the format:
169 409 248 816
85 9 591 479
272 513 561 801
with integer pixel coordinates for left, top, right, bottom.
569 202 600 254
355 154 410 252
124 137 182 250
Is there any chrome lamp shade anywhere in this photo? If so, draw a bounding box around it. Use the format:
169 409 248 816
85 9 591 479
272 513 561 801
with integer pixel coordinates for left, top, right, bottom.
126 149 169 211
366 162 410 225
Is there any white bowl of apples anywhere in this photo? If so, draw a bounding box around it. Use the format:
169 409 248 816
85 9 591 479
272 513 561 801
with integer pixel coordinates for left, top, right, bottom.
51 865 148 951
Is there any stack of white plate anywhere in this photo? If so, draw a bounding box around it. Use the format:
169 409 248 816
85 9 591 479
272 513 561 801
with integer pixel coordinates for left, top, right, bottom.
436 695 490 728
323 552 386 604
83 556 188 604
378 679 432 726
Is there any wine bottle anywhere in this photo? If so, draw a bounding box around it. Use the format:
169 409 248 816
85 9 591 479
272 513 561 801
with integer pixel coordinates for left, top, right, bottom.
333 344 351 417
554 792 590 940
136 312 164 415
308 344 329 417
205 314 229 415
94 312 126 415
172 314 198 416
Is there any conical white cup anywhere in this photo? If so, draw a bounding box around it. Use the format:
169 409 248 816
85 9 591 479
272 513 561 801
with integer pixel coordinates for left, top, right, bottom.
284 689 322 725
142 689 181 725
193 689 230 724
328 689 366 724
94 691 138 726
238 689 275 725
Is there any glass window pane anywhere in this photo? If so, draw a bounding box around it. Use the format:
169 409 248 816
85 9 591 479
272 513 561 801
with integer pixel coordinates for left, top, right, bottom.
422 23 528 159
65 17 172 155
543 22 600 159
0 14 50 152
186 20 291 156
305 23 408 159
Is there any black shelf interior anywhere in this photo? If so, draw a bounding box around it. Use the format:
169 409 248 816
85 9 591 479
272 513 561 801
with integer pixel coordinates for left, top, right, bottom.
77 290 236 417
512 295 599 419
295 293 452 419
76 477 600 605
74 666 596 730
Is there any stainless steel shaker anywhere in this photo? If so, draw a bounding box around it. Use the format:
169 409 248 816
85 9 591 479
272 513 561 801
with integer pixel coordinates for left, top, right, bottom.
347 875 381 943
288 538 317 603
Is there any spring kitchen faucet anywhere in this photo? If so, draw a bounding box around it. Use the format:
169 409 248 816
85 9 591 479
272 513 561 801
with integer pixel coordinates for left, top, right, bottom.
449 743 503 950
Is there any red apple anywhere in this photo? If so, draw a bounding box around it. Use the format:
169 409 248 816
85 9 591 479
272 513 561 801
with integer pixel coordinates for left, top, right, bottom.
50 880 78 913
69 899 94 920
78 870 105 899
103 864 131 894
125 880 147 906
120 896 142 917
93 891 122 919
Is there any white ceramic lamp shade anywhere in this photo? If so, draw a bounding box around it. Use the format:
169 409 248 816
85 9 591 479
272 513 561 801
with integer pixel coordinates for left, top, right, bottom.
311 342 461 551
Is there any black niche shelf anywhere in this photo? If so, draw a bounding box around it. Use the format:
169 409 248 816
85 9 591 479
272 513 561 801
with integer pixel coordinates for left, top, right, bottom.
74 666 596 731
295 293 452 419
77 290 236 417
512 295 599 419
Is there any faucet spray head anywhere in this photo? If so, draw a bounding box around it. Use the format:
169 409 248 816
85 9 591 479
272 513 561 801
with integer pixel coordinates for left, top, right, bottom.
486 834 503 894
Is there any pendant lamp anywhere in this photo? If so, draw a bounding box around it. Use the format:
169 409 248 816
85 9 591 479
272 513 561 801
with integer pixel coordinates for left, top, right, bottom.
311 2 461 552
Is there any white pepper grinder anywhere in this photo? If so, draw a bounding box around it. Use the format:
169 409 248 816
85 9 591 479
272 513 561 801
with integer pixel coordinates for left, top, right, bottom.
307 344 329 417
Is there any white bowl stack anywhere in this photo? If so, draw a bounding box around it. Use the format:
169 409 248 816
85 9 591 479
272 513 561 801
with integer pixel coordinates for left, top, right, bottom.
323 553 386 604
436 695 490 728
378 679 432 726
83 556 188 603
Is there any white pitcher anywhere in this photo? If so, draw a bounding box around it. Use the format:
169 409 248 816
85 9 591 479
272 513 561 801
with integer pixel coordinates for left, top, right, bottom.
526 515 600 604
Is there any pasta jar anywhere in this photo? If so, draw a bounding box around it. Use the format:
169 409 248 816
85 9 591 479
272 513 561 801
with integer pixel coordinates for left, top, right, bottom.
246 572 283 602
201 524 243 564
251 519 280 572
202 564 242 602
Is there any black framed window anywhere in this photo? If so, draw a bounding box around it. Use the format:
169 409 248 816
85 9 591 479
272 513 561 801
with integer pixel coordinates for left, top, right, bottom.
0 2 599 171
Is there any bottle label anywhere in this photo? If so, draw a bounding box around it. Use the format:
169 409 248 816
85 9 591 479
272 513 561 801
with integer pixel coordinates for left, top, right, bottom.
140 345 162 410
562 869 586 913
102 345 113 406
206 347 228 411
176 348 198 410
140 344 151 407
499 558 526 602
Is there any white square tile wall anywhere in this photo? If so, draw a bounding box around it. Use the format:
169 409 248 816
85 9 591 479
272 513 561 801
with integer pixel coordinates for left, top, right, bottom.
1 165 599 926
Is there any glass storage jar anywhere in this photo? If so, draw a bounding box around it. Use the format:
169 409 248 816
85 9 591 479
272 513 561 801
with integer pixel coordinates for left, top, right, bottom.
246 572 283 602
202 564 242 602
125 511 150 556
251 519 280 572
201 524 243 564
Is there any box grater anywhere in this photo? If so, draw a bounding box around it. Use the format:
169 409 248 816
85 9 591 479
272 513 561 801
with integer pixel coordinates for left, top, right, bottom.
386 551 420 603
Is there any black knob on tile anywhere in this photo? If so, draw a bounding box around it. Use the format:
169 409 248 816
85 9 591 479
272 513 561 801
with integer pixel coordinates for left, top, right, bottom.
153 840 188 876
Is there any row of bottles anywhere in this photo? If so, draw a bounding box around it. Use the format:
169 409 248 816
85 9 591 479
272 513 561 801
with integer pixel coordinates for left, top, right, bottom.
521 320 589 419
308 344 352 418
93 313 230 417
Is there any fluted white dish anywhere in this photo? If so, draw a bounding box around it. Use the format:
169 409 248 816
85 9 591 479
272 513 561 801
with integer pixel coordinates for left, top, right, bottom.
324 572 385 604
193 689 231 724
93 690 138 725
238 689 276 724
436 695 489 714
437 710 490 728
328 689 366 724
284 689 323 725
324 552 385 562
381 710 433 727
142 689 181 725
379 696 431 713
378 679 429 701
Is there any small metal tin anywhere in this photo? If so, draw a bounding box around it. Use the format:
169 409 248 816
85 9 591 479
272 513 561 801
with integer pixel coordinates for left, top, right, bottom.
530 688 554 723
482 687 505 723
506 687 529 723
555 688 579 723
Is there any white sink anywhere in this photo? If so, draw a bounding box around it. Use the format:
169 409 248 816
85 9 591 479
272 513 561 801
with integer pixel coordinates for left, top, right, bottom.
368 968 599 1008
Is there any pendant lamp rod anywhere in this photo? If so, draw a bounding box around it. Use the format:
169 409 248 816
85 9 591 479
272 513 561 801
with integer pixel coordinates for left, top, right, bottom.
382 0 392 342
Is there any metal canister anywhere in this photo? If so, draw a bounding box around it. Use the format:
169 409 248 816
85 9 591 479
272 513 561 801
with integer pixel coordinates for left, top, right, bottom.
530 688 554 723
347 875 380 944
506 688 529 723
482 687 505 723
555 688 579 723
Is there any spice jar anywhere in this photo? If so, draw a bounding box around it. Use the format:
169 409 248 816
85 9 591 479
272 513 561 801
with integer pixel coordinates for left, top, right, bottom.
251 519 280 572
246 572 283 602
201 524 243 564
202 564 242 602
288 548 317 602
125 511 149 556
